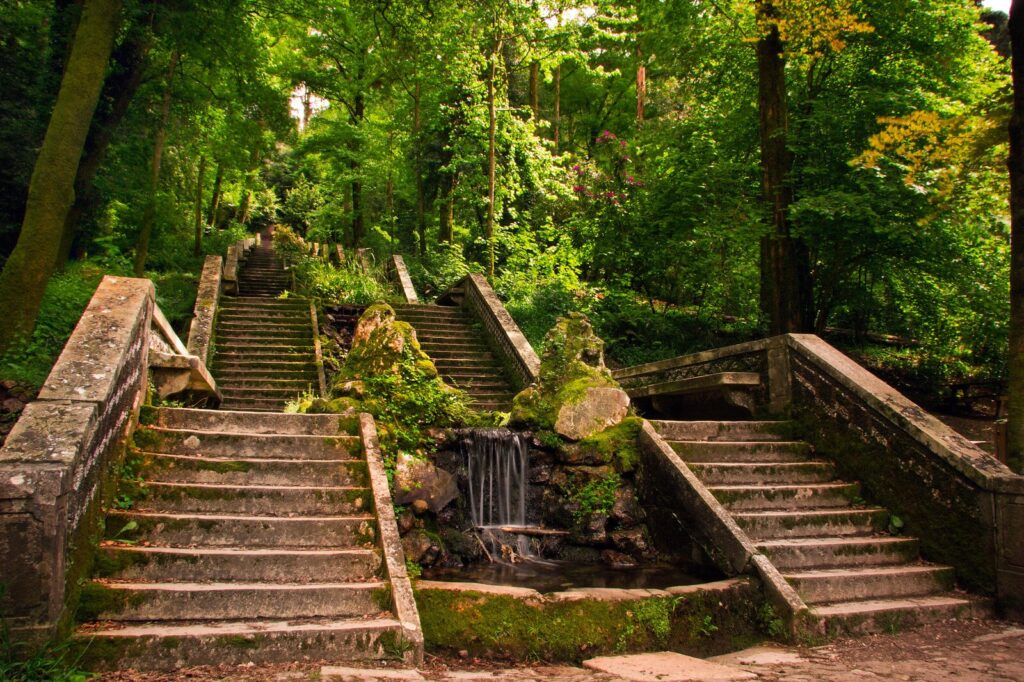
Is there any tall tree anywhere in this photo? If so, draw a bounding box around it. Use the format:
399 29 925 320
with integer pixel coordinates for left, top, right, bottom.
1008 0 1024 473
0 0 122 352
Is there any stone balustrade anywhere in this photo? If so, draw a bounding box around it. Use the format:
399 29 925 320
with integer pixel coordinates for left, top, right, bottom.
460 273 540 390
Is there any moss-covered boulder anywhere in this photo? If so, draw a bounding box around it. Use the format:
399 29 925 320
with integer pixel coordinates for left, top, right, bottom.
510 313 630 440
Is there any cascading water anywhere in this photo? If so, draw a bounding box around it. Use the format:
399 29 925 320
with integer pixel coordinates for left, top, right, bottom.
460 428 533 560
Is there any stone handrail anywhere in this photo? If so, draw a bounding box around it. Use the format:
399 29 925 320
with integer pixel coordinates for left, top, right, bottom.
637 420 810 637
186 255 221 366
221 236 257 295
0 277 156 641
783 334 1024 614
613 336 791 412
359 413 424 664
460 273 540 390
389 254 419 303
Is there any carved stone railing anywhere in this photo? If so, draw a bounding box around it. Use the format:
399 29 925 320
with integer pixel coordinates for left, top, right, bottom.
459 273 540 390
613 336 791 412
186 255 221 366
0 276 206 642
783 334 1024 616
221 236 256 295
359 414 424 663
388 254 419 303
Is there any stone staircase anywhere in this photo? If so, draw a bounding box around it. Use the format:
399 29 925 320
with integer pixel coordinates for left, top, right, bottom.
652 419 989 636
75 407 413 670
393 303 517 411
213 239 318 412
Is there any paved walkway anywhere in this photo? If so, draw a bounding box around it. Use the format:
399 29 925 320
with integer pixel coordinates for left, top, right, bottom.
94 618 1024 681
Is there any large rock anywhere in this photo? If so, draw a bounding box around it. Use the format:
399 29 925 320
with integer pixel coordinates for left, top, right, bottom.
393 452 458 513
554 386 630 440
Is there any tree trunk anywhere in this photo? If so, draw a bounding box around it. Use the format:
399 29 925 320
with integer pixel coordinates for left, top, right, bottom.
554 62 561 153
636 50 646 125
439 175 456 244
57 21 152 270
486 37 502 279
0 0 121 353
1008 0 1024 472
414 81 426 255
350 88 365 246
756 0 813 335
133 50 178 276
193 154 206 256
207 162 223 227
529 61 540 121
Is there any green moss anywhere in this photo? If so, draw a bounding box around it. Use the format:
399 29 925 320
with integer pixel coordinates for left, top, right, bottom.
372 585 393 611
75 582 145 622
138 405 158 426
576 417 644 473
219 635 261 649
129 427 164 451
93 548 151 578
414 583 765 662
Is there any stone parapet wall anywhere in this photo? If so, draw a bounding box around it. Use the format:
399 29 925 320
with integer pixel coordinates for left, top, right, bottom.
784 334 1024 617
461 273 540 390
0 277 154 639
389 255 419 303
187 255 222 365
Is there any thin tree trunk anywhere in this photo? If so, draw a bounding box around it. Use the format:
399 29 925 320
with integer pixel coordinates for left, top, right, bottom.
554 62 561 153
350 87 365 246
755 0 813 335
1007 0 1024 472
133 50 178 276
636 48 646 125
57 19 152 270
207 162 223 227
487 37 502 278
529 61 540 121
439 175 456 244
193 154 206 256
414 81 426 255
0 0 122 352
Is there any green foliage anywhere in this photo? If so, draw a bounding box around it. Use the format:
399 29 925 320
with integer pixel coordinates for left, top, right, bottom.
291 257 393 306
756 603 786 640
569 472 621 526
0 263 104 387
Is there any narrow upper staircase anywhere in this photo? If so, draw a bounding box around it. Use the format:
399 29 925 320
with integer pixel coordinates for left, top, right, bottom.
213 240 319 412
75 407 413 670
652 419 989 636
393 303 517 411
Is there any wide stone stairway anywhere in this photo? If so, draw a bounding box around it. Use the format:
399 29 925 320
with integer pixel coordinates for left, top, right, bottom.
652 419 989 636
394 303 516 411
75 407 411 669
213 240 319 412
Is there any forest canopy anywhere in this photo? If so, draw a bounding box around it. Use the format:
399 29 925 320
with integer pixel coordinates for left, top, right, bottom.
0 0 1013 390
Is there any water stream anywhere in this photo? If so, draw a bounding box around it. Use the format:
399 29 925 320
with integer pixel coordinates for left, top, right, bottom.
460 427 533 559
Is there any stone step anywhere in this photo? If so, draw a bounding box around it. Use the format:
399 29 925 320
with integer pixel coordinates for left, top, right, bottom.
688 461 836 485
237 288 289 296
433 361 503 372
757 536 921 570
215 378 319 391
421 348 495 359
136 452 368 487
135 482 373 516
668 440 812 463
221 297 308 308
83 580 387 622
216 332 312 344
734 508 888 540
219 311 310 322
409 324 479 336
219 387 309 402
394 304 465 315
439 367 507 378
214 368 319 382
147 408 347 436
419 340 490 350
105 510 377 548
213 356 316 366
74 618 409 671
217 321 311 333
651 420 791 442
458 390 515 401
94 545 382 583
443 378 513 391
708 482 861 511
472 401 512 411
218 399 288 413
135 427 361 459
813 595 990 637
785 565 955 604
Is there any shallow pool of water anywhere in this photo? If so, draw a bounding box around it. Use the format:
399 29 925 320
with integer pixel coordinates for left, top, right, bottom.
421 560 706 593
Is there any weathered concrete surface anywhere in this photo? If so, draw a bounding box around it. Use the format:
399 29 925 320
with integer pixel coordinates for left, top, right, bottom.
554 386 630 440
391 254 419 303
187 254 222 364
461 273 540 388
582 652 756 681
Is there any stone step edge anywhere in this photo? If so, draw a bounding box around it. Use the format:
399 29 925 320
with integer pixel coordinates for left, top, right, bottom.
75 617 404 638
140 426 358 442
133 450 363 465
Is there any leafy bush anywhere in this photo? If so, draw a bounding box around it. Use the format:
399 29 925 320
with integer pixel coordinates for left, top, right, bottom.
0 263 105 387
291 257 394 306
405 242 479 299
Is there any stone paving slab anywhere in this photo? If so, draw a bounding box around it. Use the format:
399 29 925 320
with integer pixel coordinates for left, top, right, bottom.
582 652 757 681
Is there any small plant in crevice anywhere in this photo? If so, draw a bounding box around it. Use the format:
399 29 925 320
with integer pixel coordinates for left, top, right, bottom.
757 603 786 639
569 471 621 526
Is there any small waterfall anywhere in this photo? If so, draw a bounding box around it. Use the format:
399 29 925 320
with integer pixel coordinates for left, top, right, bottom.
460 428 532 560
